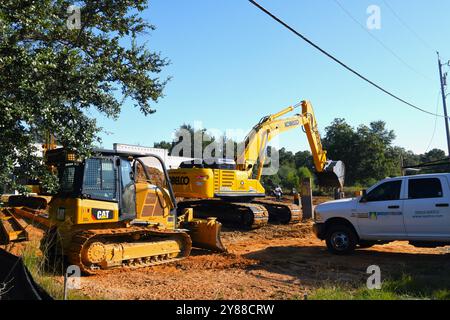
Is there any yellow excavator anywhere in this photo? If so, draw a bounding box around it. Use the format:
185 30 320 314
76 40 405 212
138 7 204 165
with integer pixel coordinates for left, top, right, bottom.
30 148 226 275
169 100 345 229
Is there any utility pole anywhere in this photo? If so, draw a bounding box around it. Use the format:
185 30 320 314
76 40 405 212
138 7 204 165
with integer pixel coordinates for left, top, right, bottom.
437 52 450 157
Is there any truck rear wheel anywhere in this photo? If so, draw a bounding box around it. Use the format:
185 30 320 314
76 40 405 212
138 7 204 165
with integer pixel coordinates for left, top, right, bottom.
325 224 357 255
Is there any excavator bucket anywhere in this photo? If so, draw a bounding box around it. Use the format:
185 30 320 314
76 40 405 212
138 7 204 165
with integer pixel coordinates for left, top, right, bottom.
316 160 346 189
181 217 226 253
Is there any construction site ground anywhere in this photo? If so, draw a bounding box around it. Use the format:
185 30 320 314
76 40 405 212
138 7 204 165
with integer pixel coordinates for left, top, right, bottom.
3 196 450 300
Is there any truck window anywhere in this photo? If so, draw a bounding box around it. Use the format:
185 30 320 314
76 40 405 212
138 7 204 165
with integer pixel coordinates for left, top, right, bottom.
408 178 443 199
365 180 402 202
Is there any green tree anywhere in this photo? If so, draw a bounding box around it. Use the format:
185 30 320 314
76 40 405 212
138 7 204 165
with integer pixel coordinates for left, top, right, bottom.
421 149 446 163
323 119 400 186
153 141 173 151
276 165 298 190
294 150 313 169
1 0 168 192
322 119 359 184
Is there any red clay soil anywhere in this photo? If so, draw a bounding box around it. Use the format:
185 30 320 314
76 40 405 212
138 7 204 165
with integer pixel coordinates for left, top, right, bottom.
76 220 450 300
3 196 450 300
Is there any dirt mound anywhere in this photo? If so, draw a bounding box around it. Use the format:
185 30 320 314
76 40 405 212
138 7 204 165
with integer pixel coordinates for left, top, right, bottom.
135 164 165 188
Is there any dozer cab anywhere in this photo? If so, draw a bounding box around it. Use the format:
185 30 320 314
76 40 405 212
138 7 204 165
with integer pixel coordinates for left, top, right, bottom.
41 148 225 275
169 100 345 229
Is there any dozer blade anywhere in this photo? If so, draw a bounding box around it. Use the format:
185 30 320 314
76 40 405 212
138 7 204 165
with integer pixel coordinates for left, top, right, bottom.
7 195 50 210
181 218 227 253
316 160 346 189
0 208 29 244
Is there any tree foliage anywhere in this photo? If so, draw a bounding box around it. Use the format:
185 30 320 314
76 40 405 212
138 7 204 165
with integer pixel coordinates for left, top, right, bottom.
153 119 447 192
1 0 168 192
323 119 447 186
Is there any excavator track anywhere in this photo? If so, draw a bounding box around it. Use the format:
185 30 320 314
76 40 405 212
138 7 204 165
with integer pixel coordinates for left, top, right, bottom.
67 227 192 275
252 200 302 224
177 200 269 230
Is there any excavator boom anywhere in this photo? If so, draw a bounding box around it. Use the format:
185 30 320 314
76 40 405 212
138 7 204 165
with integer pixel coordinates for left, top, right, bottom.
238 100 345 189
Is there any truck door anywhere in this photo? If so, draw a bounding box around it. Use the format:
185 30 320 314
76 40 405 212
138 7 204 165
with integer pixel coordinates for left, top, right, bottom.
356 179 406 239
403 177 450 239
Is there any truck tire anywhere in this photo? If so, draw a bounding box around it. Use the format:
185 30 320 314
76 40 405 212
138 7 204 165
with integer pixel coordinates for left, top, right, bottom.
325 224 357 255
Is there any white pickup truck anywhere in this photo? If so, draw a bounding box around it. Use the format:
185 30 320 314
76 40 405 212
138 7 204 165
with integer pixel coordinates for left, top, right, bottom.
313 173 450 254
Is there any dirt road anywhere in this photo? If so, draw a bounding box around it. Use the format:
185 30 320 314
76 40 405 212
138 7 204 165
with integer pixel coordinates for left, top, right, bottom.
77 221 450 300
3 196 450 300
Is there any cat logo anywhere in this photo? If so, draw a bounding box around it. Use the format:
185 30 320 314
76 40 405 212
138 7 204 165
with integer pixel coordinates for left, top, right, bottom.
92 209 113 220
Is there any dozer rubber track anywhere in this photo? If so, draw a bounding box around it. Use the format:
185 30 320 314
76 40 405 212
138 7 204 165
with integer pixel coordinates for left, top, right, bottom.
67 227 192 275
177 200 269 230
252 200 302 224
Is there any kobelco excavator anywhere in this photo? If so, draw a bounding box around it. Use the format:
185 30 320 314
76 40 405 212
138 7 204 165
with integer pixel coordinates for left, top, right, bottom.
40 148 225 275
169 100 345 229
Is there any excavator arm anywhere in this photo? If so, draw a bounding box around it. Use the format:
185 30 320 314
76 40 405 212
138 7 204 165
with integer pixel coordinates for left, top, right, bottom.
236 100 345 189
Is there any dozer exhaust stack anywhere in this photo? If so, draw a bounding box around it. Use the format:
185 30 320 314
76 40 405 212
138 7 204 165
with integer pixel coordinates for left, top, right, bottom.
316 160 346 189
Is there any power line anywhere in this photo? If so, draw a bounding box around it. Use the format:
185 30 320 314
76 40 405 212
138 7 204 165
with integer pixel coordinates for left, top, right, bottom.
333 0 433 82
382 0 435 52
248 0 447 119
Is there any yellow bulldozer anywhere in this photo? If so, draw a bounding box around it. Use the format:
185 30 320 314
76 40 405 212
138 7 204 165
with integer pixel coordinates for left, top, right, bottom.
2 147 225 275
169 100 345 229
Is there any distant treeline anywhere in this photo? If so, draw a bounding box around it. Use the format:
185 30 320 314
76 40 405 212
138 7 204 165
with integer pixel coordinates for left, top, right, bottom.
154 120 449 192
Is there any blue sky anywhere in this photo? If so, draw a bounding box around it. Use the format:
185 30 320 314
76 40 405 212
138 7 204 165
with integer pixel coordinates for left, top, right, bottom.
95 0 450 155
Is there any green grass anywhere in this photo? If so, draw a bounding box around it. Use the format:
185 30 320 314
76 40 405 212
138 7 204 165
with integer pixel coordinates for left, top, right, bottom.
20 241 92 300
310 275 450 300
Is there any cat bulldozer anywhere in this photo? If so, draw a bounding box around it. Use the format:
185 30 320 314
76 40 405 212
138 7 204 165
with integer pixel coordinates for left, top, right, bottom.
41 148 225 275
169 100 345 229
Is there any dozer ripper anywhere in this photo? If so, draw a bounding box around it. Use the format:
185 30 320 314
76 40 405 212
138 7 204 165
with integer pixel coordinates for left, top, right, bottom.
40 148 225 275
169 100 345 229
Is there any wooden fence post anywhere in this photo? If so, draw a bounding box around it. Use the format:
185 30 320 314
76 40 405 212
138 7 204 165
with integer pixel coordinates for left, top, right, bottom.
300 178 313 220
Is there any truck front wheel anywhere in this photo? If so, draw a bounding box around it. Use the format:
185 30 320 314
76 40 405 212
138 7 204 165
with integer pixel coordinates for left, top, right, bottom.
325 224 357 255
